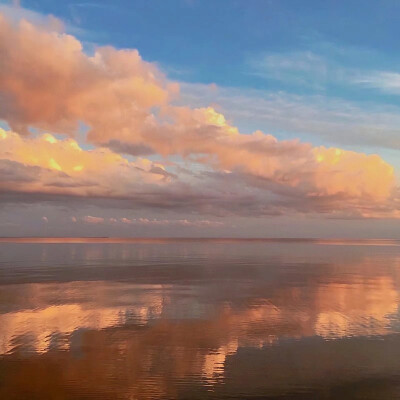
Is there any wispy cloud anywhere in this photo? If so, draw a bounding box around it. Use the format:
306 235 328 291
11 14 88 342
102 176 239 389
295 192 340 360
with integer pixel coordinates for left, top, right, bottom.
90 217 225 227
247 46 400 99
179 82 400 151
355 71 400 94
117 217 223 227
249 51 330 89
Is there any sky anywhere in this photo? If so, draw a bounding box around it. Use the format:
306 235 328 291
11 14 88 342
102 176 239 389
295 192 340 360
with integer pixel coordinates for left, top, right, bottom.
1 0 400 238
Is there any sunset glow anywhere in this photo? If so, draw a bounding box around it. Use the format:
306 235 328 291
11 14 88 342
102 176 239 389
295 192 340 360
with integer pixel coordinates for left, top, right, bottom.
0 1 399 236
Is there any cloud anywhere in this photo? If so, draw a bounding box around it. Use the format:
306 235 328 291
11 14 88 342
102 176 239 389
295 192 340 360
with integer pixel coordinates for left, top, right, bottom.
0 12 398 221
247 45 382 91
82 215 104 224
179 82 400 151
249 51 330 89
118 217 224 227
78 215 224 228
0 129 172 197
0 3 65 32
0 13 176 138
355 71 400 94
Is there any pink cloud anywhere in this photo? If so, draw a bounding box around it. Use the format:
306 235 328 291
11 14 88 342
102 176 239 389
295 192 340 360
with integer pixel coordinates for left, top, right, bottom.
82 216 104 224
0 12 398 220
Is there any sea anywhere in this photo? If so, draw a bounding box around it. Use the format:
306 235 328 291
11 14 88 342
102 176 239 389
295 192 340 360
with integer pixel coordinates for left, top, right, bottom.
1 238 400 399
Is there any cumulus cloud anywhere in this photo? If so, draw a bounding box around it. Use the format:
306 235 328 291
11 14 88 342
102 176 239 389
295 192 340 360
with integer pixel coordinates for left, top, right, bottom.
82 215 104 224
0 13 176 138
0 129 172 197
0 11 398 221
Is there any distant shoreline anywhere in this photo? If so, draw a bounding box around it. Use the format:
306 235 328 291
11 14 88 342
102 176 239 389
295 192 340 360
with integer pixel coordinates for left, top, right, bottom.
0 237 399 246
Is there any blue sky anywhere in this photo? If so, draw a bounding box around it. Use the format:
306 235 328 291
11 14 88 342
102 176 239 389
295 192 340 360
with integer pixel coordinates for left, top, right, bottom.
22 0 400 94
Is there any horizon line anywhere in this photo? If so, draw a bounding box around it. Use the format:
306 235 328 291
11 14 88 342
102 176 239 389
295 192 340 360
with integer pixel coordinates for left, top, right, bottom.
0 237 399 246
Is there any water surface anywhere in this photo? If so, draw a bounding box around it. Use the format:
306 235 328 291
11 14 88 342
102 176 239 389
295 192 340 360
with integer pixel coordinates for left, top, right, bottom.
1 238 400 399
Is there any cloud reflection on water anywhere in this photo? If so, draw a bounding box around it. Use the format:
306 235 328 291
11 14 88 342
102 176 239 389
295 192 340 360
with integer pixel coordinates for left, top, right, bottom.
1 241 400 398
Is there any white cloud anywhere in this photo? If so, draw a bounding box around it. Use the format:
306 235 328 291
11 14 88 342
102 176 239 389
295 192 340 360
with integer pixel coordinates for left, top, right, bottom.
355 71 400 94
249 51 329 89
82 215 104 224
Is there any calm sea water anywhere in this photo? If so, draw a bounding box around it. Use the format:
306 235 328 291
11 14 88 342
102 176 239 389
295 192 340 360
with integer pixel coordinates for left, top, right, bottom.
1 238 400 399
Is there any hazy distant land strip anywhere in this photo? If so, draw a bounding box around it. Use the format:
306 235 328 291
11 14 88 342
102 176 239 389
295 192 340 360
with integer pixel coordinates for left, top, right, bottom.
0 237 400 246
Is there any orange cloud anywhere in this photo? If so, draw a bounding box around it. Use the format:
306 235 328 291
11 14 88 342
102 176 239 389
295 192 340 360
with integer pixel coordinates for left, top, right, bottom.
0 14 174 138
0 12 398 217
0 128 171 197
